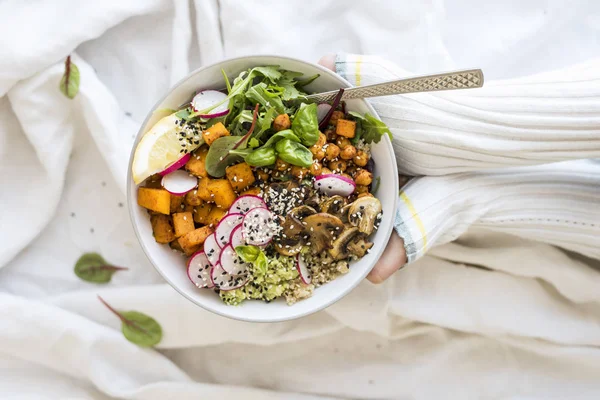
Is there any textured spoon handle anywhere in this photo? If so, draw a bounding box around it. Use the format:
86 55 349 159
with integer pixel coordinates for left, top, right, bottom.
307 69 484 103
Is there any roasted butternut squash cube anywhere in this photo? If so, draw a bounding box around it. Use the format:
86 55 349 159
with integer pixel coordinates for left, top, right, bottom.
273 113 291 131
335 119 356 138
241 187 262 196
329 110 345 126
193 202 213 224
185 188 202 206
185 146 209 177
170 194 185 213
202 122 229 146
172 211 195 238
225 162 256 192
197 177 213 202
177 226 214 256
150 214 175 243
207 179 237 208
138 187 170 214
205 207 227 228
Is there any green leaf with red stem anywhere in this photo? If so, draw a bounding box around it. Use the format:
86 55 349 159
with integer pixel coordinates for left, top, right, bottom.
97 296 162 347
59 55 80 99
74 253 128 283
205 103 260 177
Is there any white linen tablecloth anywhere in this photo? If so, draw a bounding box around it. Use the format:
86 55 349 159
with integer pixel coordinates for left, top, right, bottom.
1 0 600 398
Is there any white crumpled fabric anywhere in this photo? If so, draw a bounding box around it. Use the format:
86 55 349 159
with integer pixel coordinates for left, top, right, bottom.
2 0 600 398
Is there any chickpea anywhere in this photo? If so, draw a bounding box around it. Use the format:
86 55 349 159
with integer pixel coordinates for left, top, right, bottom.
353 150 369 167
340 145 357 160
275 158 290 171
327 159 347 172
325 128 337 142
313 149 326 161
336 137 351 149
320 167 332 175
324 143 340 160
291 166 309 179
273 114 291 131
355 185 370 194
341 173 353 181
357 192 374 198
257 168 270 181
354 169 373 186
330 110 345 126
310 161 322 176
316 132 327 148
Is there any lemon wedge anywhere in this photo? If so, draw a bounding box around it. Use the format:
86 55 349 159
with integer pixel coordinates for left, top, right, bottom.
132 113 202 184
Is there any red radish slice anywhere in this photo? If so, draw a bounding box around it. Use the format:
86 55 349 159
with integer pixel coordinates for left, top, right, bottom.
187 251 214 289
161 170 198 195
229 225 245 248
204 233 222 265
296 254 312 284
314 173 356 197
211 262 249 290
192 90 229 118
215 213 244 247
159 153 191 176
317 103 332 123
242 207 278 246
219 244 250 275
229 195 266 215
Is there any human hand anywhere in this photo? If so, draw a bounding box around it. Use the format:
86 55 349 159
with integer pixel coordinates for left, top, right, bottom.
318 55 408 284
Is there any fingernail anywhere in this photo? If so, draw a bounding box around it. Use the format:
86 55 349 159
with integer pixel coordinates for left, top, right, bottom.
317 54 336 72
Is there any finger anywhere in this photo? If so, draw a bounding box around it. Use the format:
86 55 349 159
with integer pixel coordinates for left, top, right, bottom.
317 54 336 72
367 231 406 284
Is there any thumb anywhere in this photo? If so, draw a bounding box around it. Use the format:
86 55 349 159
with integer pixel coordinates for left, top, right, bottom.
317 54 337 72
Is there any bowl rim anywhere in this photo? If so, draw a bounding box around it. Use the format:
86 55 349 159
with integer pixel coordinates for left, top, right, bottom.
127 54 399 323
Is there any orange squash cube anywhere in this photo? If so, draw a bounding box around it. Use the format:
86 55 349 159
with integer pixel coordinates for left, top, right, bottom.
185 146 209 178
335 119 356 138
137 187 171 215
202 122 230 146
207 179 237 208
225 162 256 192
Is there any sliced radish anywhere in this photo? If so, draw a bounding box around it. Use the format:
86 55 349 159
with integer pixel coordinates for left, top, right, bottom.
187 251 214 289
314 174 356 197
161 170 198 195
215 213 244 247
317 103 332 123
211 262 249 291
242 207 278 246
229 225 245 248
296 254 312 285
229 195 266 215
159 153 191 176
204 233 222 265
191 90 229 118
219 244 250 275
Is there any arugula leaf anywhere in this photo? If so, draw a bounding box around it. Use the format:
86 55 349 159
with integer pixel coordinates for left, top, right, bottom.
74 253 127 283
248 138 260 148
252 66 282 84
98 296 162 347
275 70 307 101
228 109 254 136
291 103 320 146
254 107 278 140
59 55 80 99
246 82 285 114
221 68 232 93
348 111 392 143
295 73 320 88
275 139 313 168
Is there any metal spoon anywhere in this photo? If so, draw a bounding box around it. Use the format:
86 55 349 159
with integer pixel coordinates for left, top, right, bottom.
306 69 484 103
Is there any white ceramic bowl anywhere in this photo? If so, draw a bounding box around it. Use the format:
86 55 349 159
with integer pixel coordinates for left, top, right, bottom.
127 55 398 322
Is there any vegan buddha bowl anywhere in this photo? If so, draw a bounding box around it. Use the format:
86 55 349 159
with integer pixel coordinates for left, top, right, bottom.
128 56 398 322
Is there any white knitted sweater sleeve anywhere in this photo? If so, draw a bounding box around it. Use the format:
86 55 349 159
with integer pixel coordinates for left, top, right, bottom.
335 54 600 263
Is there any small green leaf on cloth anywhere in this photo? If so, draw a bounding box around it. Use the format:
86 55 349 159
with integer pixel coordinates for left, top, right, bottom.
98 296 162 347
74 253 128 283
59 55 80 99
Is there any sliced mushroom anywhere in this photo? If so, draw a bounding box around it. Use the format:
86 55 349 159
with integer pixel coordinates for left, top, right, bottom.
274 237 304 256
320 195 349 221
282 205 317 238
303 213 345 254
329 227 373 260
305 194 321 209
347 196 382 235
